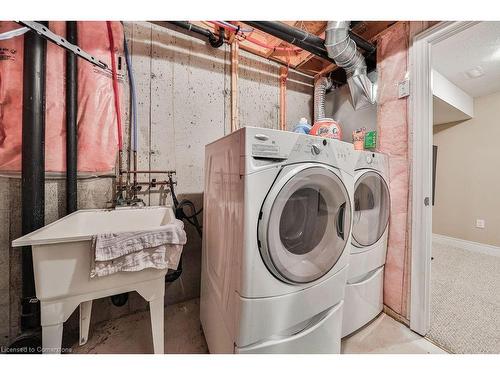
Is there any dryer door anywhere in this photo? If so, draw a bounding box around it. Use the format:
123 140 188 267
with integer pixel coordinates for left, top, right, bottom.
258 164 352 284
352 171 390 248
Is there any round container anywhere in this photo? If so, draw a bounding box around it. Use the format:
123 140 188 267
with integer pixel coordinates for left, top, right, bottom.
310 118 342 140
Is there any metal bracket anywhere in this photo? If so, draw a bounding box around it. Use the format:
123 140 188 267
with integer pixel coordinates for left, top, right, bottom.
17 21 108 70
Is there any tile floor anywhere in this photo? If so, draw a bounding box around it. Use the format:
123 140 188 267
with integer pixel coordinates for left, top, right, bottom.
71 298 447 354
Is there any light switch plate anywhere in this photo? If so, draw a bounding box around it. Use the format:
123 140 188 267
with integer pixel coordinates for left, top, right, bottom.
476 219 485 229
398 79 410 99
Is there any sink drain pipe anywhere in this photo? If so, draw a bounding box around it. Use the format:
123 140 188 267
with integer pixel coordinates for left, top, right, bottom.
66 21 78 214
20 21 48 336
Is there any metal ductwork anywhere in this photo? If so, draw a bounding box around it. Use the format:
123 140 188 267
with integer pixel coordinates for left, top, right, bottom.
325 21 376 109
314 76 332 123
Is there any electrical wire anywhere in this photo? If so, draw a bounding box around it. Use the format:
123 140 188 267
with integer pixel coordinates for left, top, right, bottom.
218 21 253 33
123 37 138 152
106 21 123 151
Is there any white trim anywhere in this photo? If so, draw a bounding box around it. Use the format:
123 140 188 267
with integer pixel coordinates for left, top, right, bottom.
432 234 500 257
409 21 480 336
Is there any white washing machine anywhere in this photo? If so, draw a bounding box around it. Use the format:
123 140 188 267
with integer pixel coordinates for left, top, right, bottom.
200 126 356 353
341 150 390 337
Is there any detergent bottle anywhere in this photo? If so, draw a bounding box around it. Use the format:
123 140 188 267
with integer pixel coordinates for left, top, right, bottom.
309 118 342 140
292 117 311 134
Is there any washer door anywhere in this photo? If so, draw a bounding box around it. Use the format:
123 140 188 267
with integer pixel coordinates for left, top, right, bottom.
352 171 390 248
258 164 352 284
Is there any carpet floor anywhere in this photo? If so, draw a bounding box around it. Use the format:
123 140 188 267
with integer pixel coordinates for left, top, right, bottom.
427 240 500 353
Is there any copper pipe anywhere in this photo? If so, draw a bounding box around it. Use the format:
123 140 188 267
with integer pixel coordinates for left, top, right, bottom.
120 170 175 174
134 181 169 185
279 66 287 131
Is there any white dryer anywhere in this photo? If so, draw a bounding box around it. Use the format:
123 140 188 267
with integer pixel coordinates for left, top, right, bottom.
341 150 390 337
200 126 356 353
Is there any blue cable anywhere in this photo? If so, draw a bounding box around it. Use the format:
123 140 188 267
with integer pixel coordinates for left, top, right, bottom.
123 37 138 152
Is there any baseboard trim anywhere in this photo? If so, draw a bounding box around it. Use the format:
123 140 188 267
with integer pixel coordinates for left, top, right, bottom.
383 305 410 327
432 233 500 257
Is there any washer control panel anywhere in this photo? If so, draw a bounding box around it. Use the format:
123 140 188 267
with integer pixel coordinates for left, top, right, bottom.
311 144 321 155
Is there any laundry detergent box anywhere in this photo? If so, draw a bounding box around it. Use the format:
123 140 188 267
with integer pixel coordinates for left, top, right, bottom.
364 130 377 149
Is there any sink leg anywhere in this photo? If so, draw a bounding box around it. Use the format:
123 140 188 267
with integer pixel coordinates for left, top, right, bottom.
79 300 93 346
149 297 164 354
42 323 63 354
136 278 166 354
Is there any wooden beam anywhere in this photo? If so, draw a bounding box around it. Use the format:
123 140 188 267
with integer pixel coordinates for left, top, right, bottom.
231 40 239 132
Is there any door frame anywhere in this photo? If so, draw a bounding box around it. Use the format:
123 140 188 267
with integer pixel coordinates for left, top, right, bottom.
409 21 480 335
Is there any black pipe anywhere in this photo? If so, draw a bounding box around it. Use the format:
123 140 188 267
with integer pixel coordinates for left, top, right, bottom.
21 21 48 330
245 21 376 57
244 21 334 63
66 21 78 214
209 27 225 48
167 21 225 48
247 21 326 49
349 32 376 55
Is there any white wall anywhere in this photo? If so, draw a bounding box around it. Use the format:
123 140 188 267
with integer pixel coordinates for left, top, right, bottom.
432 69 474 125
433 90 500 248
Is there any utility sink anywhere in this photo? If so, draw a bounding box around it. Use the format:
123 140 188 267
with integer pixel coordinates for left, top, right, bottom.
12 206 177 354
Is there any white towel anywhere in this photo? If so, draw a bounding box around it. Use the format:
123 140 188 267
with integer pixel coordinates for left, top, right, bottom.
90 219 187 278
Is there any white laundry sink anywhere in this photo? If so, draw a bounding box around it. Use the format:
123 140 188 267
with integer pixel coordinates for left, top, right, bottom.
12 206 176 354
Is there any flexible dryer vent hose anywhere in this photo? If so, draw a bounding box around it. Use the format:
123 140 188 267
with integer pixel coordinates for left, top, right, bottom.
314 76 333 123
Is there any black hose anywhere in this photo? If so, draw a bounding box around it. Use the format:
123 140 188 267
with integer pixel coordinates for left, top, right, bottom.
165 174 203 283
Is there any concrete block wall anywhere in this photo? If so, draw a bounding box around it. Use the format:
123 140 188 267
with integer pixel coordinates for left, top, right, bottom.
0 21 313 347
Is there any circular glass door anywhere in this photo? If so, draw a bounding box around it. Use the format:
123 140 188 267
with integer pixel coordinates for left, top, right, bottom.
352 171 390 248
258 165 352 284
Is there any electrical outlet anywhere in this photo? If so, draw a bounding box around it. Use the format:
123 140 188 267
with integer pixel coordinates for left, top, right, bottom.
398 79 410 99
476 219 485 229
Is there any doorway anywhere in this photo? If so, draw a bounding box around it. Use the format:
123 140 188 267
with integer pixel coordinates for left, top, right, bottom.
410 21 500 353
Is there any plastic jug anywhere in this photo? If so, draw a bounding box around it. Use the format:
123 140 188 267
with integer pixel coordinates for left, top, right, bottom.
293 117 311 134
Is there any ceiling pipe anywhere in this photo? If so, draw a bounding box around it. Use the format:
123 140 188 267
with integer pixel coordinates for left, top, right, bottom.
245 21 376 56
167 21 225 48
244 21 334 62
66 21 78 214
21 20 48 332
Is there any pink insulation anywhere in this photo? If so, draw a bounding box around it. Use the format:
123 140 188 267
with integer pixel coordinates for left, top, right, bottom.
0 21 124 173
376 22 410 316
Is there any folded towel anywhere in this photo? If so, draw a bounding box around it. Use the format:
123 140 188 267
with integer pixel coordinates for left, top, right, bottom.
90 219 187 278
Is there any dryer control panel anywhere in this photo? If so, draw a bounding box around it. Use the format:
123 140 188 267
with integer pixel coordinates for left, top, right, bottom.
355 150 389 175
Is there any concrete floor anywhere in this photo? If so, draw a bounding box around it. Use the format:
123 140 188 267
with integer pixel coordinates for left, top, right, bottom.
71 298 447 354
